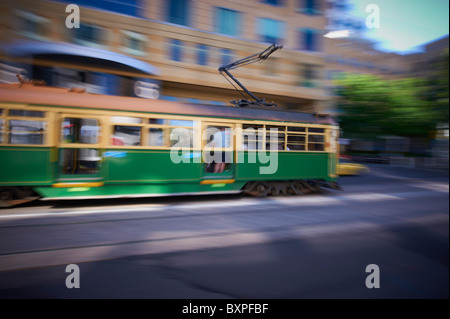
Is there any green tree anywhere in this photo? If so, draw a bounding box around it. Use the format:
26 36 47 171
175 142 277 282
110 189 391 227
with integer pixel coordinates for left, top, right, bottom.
336 74 435 139
425 48 449 125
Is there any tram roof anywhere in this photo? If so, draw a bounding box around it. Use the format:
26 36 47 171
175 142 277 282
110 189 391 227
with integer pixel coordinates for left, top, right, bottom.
0 83 337 125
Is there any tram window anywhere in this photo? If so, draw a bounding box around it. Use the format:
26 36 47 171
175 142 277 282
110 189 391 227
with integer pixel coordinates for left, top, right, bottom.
169 127 193 147
308 143 324 151
149 118 166 125
8 120 45 144
148 128 165 146
266 125 285 131
286 134 306 151
170 127 193 147
110 116 142 124
243 124 263 130
309 134 324 143
169 119 193 127
204 126 232 148
112 125 141 146
0 109 3 143
242 124 264 150
287 135 306 143
0 118 3 143
287 126 306 132
9 120 45 131
9 132 43 145
266 141 285 150
60 148 101 175
243 136 264 150
266 128 285 150
287 144 305 151
62 118 99 144
9 109 45 118
308 134 325 151
308 127 325 133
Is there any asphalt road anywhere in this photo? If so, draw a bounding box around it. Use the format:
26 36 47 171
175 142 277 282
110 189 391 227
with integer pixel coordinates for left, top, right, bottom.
0 164 448 299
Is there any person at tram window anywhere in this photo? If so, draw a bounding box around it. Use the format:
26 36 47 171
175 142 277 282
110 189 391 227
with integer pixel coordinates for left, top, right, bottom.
212 127 229 173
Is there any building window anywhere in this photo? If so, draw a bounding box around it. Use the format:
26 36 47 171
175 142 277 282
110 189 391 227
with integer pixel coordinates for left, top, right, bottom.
299 28 321 51
299 64 320 88
73 23 105 47
121 31 146 56
327 70 342 80
15 11 49 40
214 7 241 37
332 0 349 11
262 0 284 6
256 18 285 44
197 44 209 66
169 39 183 62
167 0 189 26
54 0 142 18
220 49 234 66
299 0 322 15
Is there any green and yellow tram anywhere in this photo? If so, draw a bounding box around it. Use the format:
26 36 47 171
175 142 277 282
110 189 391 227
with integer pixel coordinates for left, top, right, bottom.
0 82 340 207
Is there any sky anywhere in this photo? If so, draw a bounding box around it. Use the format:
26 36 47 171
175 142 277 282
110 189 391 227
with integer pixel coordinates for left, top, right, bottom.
347 0 449 54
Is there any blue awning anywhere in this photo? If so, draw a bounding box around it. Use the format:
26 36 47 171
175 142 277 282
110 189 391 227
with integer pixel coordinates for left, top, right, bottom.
0 40 160 76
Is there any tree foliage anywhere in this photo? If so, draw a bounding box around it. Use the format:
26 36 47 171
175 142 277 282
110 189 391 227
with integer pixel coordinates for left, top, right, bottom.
336 72 442 139
425 48 449 124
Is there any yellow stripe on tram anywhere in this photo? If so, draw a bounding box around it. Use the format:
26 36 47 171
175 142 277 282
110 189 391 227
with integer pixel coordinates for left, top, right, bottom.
52 182 105 188
200 179 235 185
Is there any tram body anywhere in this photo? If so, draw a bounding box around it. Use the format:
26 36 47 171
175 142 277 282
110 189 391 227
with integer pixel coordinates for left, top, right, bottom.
0 82 340 206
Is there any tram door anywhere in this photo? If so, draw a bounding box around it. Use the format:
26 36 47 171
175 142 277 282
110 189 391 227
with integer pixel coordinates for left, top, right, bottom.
56 114 103 182
201 122 235 179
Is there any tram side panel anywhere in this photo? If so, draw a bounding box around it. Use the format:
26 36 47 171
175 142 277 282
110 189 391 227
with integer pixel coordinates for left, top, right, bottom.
235 151 333 182
0 146 53 186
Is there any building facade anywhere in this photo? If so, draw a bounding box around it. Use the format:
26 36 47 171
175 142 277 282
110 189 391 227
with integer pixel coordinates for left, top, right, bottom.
0 0 334 112
1 0 446 116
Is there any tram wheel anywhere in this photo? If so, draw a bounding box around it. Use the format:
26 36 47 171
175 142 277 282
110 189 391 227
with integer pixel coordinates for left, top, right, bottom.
0 189 14 201
255 182 270 197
